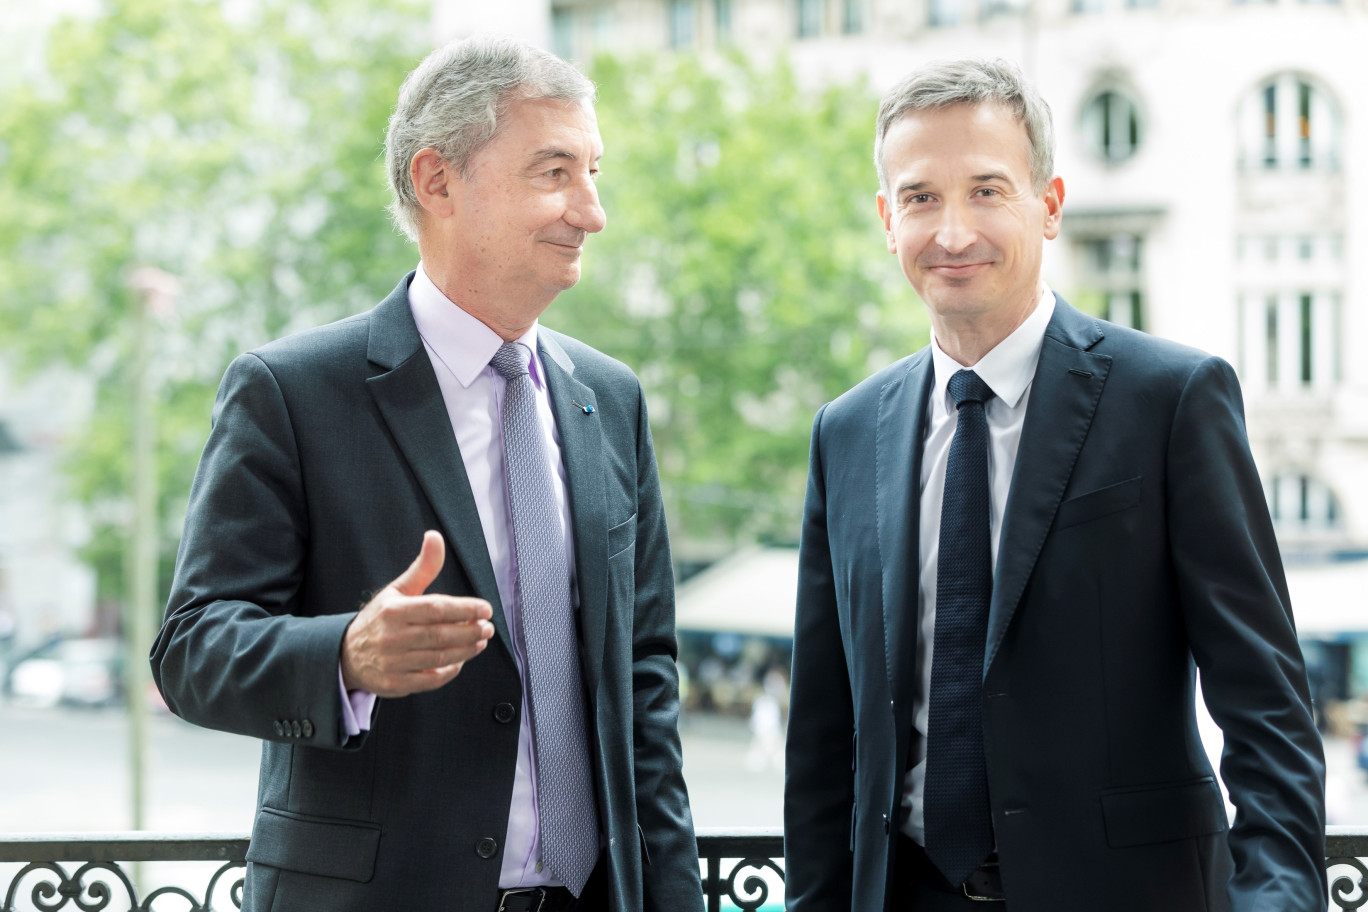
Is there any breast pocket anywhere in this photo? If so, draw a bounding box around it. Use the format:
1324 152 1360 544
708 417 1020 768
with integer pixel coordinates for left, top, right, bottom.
1054 476 1142 531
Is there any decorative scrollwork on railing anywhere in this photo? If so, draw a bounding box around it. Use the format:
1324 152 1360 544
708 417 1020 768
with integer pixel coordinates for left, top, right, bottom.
2 860 244 912
1329 856 1368 912
720 856 786 912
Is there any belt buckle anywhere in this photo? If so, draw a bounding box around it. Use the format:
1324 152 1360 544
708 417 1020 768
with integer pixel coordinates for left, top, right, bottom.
960 860 1005 902
497 886 547 912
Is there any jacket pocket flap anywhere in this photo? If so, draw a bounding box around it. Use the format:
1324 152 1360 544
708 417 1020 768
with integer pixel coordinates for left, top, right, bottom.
608 513 637 559
1101 777 1228 848
246 807 381 882
1055 476 1142 531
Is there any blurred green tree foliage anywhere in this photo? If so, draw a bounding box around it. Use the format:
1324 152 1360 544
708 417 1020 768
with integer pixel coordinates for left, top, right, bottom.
0 0 428 601
558 53 927 549
0 10 927 603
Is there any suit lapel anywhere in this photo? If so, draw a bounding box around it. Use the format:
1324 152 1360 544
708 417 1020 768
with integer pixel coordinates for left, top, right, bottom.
363 274 511 648
879 350 934 731
984 298 1111 675
538 331 608 700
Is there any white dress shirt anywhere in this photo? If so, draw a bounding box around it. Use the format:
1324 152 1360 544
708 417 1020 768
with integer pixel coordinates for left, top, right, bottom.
342 263 581 888
900 285 1055 844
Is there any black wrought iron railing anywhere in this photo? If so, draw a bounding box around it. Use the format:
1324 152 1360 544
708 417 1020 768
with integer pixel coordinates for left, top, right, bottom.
0 827 1364 911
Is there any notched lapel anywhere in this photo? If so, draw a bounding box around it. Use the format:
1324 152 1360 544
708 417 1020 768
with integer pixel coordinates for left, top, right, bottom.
879 351 934 743
364 281 511 649
985 300 1110 675
539 334 608 701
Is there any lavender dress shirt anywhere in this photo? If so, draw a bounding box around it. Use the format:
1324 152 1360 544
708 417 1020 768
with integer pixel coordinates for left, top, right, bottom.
338 262 580 889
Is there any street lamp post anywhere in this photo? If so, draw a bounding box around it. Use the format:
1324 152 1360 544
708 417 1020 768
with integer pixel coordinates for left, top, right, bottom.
124 267 179 832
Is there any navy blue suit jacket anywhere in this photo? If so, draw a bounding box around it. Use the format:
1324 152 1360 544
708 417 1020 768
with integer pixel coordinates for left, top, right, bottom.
785 297 1326 911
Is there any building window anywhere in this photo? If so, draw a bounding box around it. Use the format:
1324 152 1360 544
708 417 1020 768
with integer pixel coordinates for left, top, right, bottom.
1239 288 1341 391
1077 234 1146 331
1125 0 1158 8
928 0 961 25
551 7 575 60
796 0 824 36
1239 75 1340 171
1081 90 1142 163
843 0 864 32
1072 0 1105 12
1267 473 1341 533
669 0 697 47
715 0 733 41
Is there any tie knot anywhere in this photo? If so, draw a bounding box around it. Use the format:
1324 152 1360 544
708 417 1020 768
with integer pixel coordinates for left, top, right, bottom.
948 369 994 408
490 342 530 381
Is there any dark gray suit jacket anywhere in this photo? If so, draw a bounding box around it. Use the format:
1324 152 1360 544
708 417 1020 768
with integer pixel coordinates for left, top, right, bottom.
784 297 1326 912
151 274 703 912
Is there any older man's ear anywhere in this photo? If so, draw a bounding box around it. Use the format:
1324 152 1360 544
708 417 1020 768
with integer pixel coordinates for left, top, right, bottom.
410 148 455 221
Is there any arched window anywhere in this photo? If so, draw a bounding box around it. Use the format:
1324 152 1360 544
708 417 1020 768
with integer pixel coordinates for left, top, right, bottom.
1238 75 1340 171
1081 89 1142 163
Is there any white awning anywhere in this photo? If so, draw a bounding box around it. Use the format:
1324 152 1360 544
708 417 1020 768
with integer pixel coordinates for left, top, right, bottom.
675 547 800 638
672 547 1368 640
1285 559 1368 637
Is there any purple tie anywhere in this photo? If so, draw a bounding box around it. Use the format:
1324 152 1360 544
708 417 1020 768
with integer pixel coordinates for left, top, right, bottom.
490 342 598 896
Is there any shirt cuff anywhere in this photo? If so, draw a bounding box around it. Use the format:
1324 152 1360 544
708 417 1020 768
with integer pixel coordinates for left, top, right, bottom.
338 664 376 739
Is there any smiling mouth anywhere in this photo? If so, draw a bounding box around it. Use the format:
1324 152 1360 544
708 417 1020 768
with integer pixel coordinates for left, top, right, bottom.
930 262 988 274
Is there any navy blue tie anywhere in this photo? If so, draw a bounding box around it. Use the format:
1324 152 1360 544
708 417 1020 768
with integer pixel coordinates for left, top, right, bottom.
923 369 996 886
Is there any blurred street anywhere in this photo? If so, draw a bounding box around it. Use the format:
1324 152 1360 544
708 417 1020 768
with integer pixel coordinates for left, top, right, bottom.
0 703 784 834
3 701 1366 832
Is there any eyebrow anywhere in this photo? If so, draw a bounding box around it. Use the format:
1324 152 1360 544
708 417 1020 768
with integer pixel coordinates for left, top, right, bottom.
527 148 604 168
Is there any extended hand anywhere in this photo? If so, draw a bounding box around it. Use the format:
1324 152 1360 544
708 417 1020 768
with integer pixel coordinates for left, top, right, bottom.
340 530 494 697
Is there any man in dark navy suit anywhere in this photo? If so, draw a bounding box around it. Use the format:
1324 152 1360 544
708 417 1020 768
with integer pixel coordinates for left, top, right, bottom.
784 58 1326 912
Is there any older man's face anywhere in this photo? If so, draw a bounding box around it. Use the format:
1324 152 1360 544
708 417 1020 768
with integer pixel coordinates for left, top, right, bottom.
447 96 605 309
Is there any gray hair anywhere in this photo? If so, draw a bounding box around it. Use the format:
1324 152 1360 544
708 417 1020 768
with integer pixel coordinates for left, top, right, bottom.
874 58 1055 196
385 34 595 241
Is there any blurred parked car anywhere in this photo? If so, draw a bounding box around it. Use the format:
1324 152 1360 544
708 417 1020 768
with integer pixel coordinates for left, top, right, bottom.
6 638 123 708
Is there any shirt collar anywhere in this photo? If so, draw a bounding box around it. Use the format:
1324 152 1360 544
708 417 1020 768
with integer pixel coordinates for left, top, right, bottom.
408 262 545 389
929 284 1055 413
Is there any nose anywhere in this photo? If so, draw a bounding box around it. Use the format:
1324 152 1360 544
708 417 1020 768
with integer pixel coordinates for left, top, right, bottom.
933 199 977 254
567 177 606 235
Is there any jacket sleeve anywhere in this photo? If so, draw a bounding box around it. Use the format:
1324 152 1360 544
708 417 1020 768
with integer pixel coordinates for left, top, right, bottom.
628 382 707 912
1167 356 1327 911
784 404 857 911
150 352 360 751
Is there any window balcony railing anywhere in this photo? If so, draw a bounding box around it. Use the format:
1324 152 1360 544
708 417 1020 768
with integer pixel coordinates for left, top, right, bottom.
0 827 1364 911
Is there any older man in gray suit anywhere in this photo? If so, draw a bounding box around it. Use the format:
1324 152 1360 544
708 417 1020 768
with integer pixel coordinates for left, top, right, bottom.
152 35 703 912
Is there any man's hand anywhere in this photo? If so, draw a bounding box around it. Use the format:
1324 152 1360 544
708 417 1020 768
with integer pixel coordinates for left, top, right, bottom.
341 530 494 697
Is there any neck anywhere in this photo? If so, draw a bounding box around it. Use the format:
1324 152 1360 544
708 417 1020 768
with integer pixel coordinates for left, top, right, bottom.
420 253 549 343
930 287 1041 367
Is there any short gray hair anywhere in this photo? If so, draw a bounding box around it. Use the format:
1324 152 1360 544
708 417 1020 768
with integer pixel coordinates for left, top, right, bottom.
385 34 595 241
874 58 1054 196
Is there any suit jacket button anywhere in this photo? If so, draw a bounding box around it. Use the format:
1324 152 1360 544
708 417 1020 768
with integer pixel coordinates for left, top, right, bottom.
493 702 516 724
883 814 890 834
301 720 314 738
291 721 302 738
273 720 285 737
475 837 499 859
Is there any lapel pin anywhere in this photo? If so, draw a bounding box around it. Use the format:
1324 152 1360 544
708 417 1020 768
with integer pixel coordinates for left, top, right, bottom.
573 400 595 414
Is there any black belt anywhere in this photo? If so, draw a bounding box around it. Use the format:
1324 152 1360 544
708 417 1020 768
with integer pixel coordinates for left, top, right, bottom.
896 835 1005 903
495 885 577 912
959 858 1005 902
